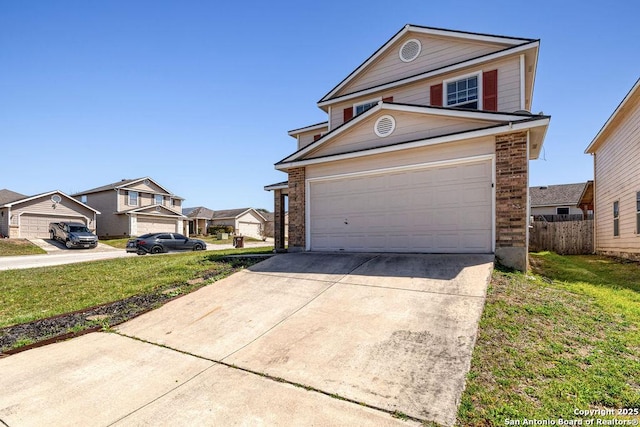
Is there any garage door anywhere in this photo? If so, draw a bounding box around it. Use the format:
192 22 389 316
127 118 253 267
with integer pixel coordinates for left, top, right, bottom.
238 221 261 239
309 159 493 253
21 214 87 239
137 217 177 235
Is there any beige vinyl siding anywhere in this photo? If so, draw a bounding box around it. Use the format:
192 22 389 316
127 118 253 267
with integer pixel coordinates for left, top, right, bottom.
337 33 510 97
594 96 640 254
236 211 265 238
84 191 128 237
127 181 168 194
306 136 495 179
297 127 328 150
310 110 498 159
9 196 96 238
329 57 522 129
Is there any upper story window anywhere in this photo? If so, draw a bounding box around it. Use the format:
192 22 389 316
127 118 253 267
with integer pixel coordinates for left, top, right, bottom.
613 201 620 237
354 99 379 116
556 207 570 215
128 191 138 206
445 74 479 109
155 194 163 205
80 195 87 204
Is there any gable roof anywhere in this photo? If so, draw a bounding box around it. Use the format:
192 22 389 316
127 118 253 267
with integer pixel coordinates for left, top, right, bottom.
585 77 640 154
276 102 549 168
118 204 185 217
212 208 267 221
319 24 538 105
73 177 183 199
1 190 101 213
530 183 588 207
288 121 329 137
0 189 27 205
183 206 215 219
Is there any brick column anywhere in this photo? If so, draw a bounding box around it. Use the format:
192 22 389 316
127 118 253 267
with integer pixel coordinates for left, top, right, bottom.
495 131 529 271
288 167 306 251
274 189 286 252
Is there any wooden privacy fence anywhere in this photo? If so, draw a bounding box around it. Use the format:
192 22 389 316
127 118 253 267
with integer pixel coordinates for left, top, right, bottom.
529 219 594 255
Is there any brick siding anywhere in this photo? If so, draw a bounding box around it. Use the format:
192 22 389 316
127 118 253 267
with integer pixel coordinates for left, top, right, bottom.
288 167 306 250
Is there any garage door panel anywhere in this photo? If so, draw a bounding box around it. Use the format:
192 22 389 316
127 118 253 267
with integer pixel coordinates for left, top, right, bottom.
137 218 177 235
309 159 493 253
21 215 86 238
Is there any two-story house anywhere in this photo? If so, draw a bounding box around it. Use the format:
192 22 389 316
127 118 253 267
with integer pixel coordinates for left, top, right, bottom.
585 78 640 259
73 177 186 238
266 24 550 271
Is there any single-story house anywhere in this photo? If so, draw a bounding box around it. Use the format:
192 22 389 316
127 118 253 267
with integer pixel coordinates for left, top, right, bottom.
265 24 550 271
183 206 216 235
72 177 186 238
209 208 267 239
0 189 100 239
585 77 640 259
530 182 592 220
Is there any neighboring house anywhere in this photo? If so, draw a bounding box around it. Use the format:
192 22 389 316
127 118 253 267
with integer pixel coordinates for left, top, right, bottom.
183 206 215 235
530 182 592 219
585 77 640 259
265 24 551 271
72 177 186 238
263 211 289 239
209 208 267 239
0 189 100 239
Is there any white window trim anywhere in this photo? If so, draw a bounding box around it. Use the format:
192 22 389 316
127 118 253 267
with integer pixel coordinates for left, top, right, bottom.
155 194 164 205
128 191 139 206
353 97 381 116
442 71 483 109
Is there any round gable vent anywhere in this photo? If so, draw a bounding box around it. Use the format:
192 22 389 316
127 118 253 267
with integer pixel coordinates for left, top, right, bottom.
374 115 396 137
399 39 421 62
155 206 161 212
144 179 150 185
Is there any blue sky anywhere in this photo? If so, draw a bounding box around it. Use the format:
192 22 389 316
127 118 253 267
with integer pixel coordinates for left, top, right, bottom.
1 1 638 211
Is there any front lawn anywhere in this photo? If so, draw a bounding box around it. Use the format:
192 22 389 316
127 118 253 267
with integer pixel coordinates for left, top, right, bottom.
0 239 47 256
458 252 640 425
0 247 273 329
100 236 265 249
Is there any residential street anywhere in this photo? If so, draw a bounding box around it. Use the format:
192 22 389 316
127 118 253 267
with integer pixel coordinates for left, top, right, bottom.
0 239 274 271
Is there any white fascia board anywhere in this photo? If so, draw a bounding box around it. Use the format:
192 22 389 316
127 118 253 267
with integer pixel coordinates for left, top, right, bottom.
408 26 533 45
279 104 384 163
264 183 288 191
318 41 539 108
2 190 101 214
382 103 541 122
281 103 545 164
275 117 550 170
287 122 329 136
117 177 174 196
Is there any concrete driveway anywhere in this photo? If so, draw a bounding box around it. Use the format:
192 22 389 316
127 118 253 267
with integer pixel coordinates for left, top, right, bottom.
0 252 493 426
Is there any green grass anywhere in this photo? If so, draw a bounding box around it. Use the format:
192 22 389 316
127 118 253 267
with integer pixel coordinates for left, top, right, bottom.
0 247 273 328
0 239 47 256
458 252 640 425
99 238 130 249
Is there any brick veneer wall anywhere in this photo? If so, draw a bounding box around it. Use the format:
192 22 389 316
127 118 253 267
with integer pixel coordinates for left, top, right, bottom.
495 131 529 271
288 167 306 251
273 189 286 252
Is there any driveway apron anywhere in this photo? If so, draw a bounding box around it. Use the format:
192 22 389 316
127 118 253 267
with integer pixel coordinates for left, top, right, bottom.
117 252 493 426
0 252 492 426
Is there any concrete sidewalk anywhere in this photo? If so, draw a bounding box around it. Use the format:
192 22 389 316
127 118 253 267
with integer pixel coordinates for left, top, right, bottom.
0 253 493 426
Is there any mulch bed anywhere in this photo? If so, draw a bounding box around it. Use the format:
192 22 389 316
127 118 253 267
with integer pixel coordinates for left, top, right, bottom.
0 256 267 356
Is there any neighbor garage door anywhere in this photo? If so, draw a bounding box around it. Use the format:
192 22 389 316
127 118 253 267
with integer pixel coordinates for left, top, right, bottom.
309 159 493 253
238 221 261 239
137 217 177 235
20 214 87 239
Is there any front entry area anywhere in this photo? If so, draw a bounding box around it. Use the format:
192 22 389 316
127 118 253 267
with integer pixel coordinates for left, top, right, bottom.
308 158 494 253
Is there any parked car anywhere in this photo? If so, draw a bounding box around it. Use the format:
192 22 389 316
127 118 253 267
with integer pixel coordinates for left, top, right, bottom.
49 222 99 249
126 233 207 255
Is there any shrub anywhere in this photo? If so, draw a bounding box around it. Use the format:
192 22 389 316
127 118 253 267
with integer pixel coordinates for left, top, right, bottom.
207 225 234 235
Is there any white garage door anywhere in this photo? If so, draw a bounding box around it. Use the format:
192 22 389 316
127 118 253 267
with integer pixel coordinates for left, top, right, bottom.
21 214 87 239
309 159 493 253
238 221 261 239
137 217 177 235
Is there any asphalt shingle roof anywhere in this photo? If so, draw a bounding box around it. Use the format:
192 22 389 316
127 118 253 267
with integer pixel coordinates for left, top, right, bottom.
0 189 28 205
530 183 588 207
